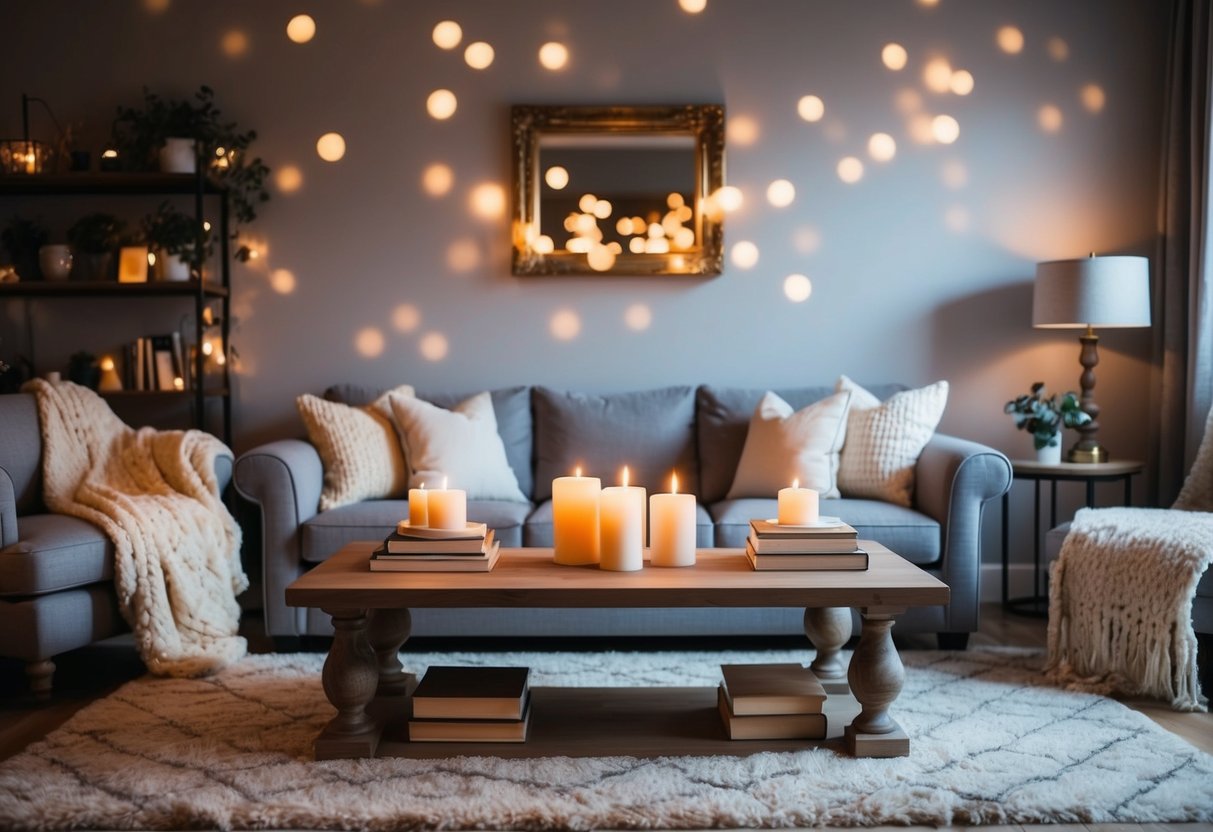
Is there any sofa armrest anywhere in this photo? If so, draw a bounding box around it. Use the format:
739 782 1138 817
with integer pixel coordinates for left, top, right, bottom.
0 466 15 549
233 439 324 636
914 433 1013 630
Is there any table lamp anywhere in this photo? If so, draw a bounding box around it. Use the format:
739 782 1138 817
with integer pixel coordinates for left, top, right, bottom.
1032 254 1151 463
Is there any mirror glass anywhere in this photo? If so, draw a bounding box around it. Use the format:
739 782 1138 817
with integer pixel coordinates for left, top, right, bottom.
512 105 724 276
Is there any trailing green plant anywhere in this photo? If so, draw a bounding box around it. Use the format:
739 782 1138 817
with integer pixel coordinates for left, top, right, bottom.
112 85 270 261
141 202 213 262
2 215 49 278
66 213 125 254
1004 382 1091 449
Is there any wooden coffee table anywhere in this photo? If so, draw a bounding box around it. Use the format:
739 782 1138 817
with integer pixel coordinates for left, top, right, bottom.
285 542 949 760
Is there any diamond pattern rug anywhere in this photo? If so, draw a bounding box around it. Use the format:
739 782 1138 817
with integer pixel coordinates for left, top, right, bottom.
0 647 1210 830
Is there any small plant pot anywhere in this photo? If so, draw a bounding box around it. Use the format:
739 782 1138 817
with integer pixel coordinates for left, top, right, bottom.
158 138 197 174
154 251 191 282
38 245 73 281
70 251 115 281
1035 441 1062 465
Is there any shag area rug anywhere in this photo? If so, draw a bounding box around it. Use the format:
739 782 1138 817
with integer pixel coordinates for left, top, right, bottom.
1 648 1211 830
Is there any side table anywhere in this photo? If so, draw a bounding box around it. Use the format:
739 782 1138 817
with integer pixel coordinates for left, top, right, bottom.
1001 458 1143 616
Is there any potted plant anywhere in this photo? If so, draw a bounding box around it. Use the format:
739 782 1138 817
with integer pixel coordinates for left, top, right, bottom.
112 85 269 261
67 350 100 389
1004 382 1092 463
141 202 211 281
2 215 49 281
66 213 124 281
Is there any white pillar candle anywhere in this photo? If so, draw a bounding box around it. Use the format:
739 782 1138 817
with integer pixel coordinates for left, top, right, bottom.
553 467 600 565
619 465 648 547
600 468 644 572
408 483 428 527
426 477 466 530
778 478 819 525
118 246 149 283
649 472 697 567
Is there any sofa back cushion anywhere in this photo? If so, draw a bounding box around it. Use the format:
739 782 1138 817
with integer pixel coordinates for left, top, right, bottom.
324 384 534 500
0 393 44 515
532 386 698 501
697 383 905 503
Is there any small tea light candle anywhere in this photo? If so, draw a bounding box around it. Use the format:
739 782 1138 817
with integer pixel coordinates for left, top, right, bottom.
599 466 644 572
426 476 466 530
650 472 696 567
778 478 819 525
408 482 429 527
553 466 600 565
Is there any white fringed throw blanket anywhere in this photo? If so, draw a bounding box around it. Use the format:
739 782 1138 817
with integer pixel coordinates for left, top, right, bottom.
26 379 248 677
1046 506 1213 711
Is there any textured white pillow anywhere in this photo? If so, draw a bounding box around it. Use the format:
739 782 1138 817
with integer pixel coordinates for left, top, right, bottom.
835 376 948 507
296 384 414 511
390 391 527 502
726 390 852 500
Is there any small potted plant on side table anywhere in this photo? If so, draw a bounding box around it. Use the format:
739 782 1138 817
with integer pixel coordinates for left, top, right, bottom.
141 202 211 281
1005 382 1092 463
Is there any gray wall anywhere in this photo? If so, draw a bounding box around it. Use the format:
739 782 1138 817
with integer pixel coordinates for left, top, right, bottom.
0 0 1169 575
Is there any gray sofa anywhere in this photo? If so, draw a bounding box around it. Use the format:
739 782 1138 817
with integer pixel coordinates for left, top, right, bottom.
235 383 1013 647
0 392 234 696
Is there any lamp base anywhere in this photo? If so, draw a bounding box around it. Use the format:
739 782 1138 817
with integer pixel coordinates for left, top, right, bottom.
1067 443 1109 464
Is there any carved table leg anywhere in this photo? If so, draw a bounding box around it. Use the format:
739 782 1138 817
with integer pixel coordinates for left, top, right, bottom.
804 607 851 683
844 612 909 757
368 607 414 697
317 607 382 759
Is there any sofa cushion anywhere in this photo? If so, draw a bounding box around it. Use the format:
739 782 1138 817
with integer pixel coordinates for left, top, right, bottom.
524 500 715 548
297 388 411 511
389 392 527 502
532 386 698 501
836 376 948 507
726 390 851 500
0 513 113 596
697 384 905 504
710 498 941 565
327 385 534 501
302 499 529 561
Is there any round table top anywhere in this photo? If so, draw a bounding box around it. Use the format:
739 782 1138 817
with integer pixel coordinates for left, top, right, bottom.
1008 459 1144 478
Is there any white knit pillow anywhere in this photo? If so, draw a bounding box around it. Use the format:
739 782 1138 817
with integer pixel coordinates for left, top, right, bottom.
726 390 852 499
1174 406 1213 512
835 376 948 507
296 384 414 511
390 391 527 502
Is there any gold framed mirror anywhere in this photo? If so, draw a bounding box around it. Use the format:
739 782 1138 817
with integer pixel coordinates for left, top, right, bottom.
511 104 725 276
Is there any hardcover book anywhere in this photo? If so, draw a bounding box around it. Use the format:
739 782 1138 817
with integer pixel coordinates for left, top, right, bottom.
720 663 826 715
744 541 868 571
411 666 531 720
749 518 858 539
408 698 531 743
384 528 494 555
394 521 488 540
369 541 501 572
717 687 826 740
747 531 862 555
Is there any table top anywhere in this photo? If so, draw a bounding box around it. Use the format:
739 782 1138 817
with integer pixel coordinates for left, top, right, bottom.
285 542 949 611
1009 459 1144 478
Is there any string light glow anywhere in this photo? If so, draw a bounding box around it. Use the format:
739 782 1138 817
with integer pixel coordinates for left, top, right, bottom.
286 14 316 43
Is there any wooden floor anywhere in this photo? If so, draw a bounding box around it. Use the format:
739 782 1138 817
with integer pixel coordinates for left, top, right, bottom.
0 603 1209 832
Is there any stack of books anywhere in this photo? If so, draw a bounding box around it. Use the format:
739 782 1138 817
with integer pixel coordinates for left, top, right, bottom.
369 521 500 572
408 665 531 742
744 517 868 571
717 663 827 740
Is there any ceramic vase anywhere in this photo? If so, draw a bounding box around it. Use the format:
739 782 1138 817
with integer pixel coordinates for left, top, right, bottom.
158 138 197 174
1036 441 1062 464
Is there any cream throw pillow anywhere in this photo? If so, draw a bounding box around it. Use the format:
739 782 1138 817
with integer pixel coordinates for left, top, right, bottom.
726 390 852 500
835 376 948 507
296 384 414 511
389 391 527 502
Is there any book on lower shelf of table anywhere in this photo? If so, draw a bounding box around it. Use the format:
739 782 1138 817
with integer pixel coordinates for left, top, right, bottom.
716 687 825 740
408 699 532 743
744 540 868 571
408 665 532 743
718 663 827 740
369 540 501 572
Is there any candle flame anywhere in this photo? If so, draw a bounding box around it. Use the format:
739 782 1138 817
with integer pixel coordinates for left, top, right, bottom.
442 476 448 490
671 472 679 494
420 482 426 491
575 466 582 477
792 478 799 489
622 465 630 487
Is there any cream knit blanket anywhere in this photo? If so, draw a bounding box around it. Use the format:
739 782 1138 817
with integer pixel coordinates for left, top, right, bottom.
26 379 248 677
1046 506 1212 711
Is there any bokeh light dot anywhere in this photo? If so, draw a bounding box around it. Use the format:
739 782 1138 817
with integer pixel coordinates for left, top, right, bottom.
464 41 494 69
1038 104 1063 133
286 14 315 44
316 132 346 162
997 25 1025 54
274 165 303 193
446 238 481 272
766 179 795 207
422 163 454 196
420 332 449 362
545 166 569 190
728 116 760 147
625 303 652 331
539 42 569 70
427 89 457 120
797 95 825 122
270 268 296 294
924 57 953 93
784 274 813 303
355 328 385 358
221 30 249 57
678 0 707 13
432 20 462 49
392 304 421 333
469 182 506 219
837 157 864 183
868 133 897 162
716 185 743 212
949 70 974 96
550 309 581 341
931 114 960 144
882 43 908 71
731 241 760 269
1081 84 1106 113
1048 37 1070 61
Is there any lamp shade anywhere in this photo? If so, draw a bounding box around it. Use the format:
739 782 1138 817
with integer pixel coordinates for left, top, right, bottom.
1032 255 1151 329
